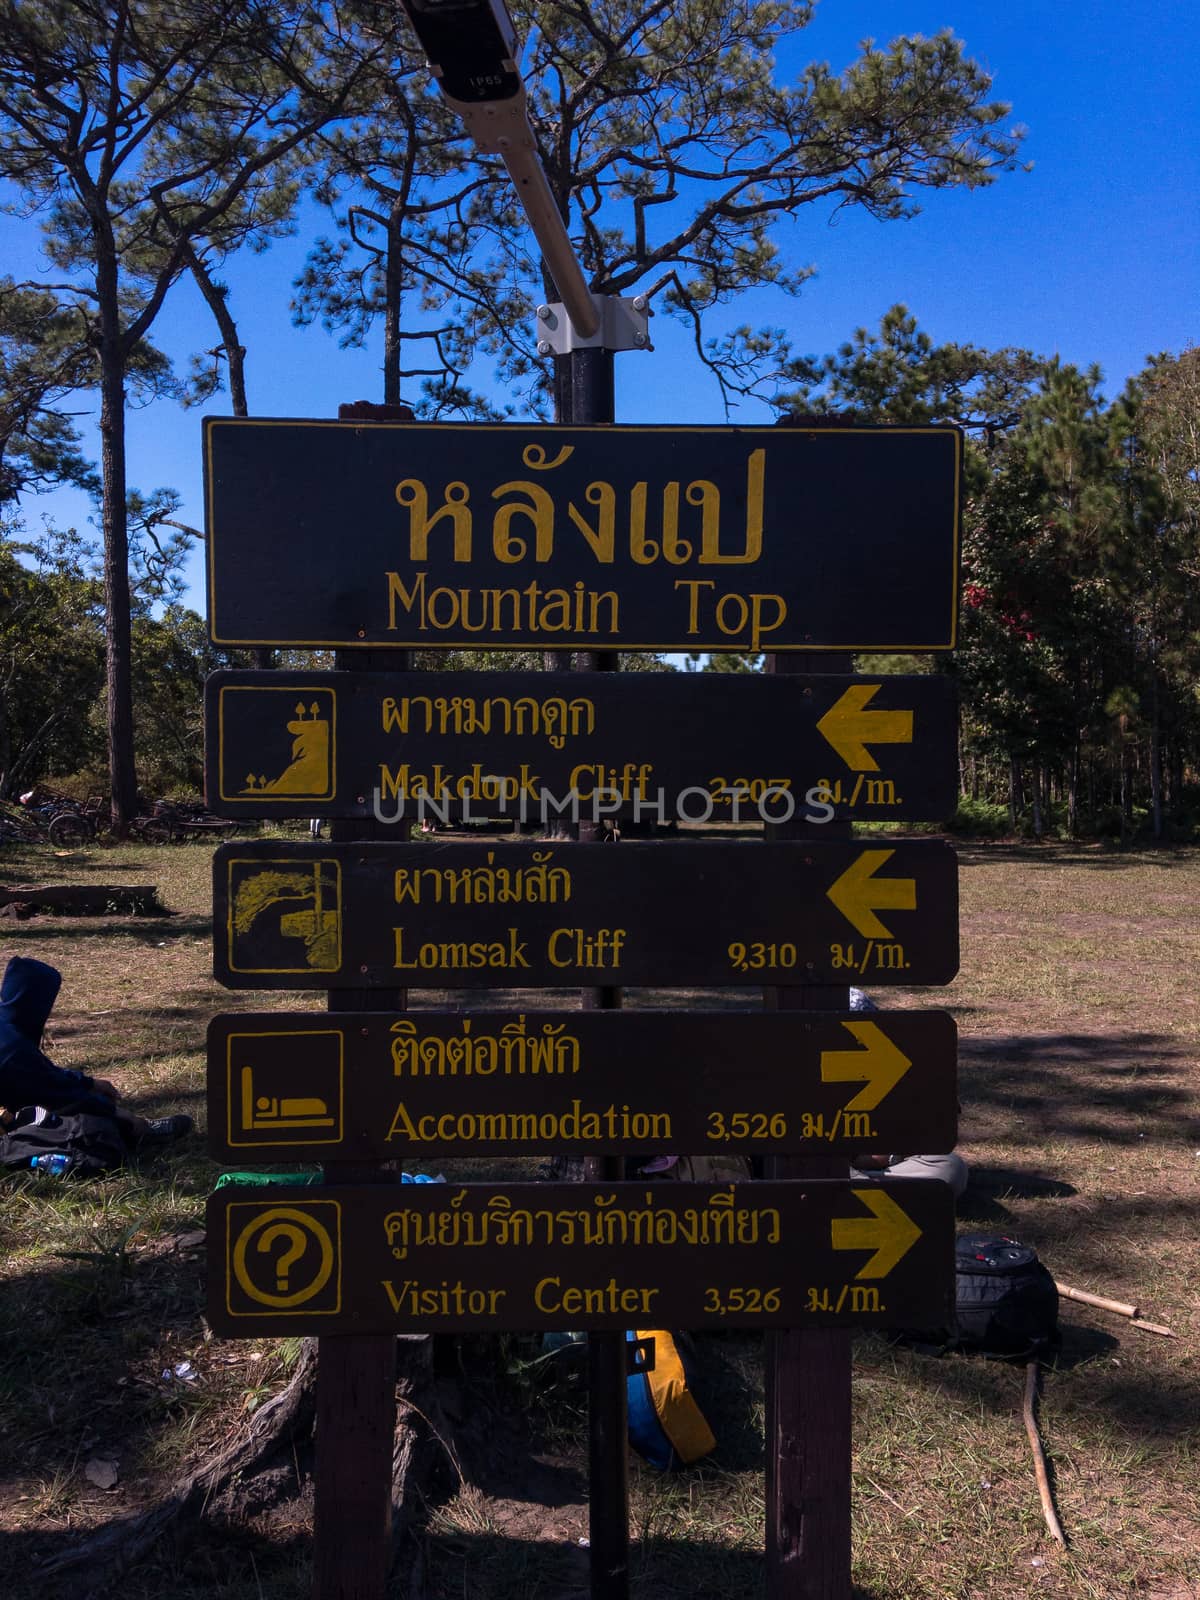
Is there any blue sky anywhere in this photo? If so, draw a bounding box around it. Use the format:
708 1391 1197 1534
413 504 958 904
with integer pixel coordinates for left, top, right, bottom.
4 0 1197 610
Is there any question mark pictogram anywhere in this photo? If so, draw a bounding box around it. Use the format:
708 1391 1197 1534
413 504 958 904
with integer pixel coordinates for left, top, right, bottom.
230 1204 337 1311
256 1222 307 1291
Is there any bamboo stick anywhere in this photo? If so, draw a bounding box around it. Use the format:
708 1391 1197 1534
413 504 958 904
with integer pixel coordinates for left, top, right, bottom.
1055 1282 1176 1336
1022 1362 1066 1547
1055 1282 1136 1317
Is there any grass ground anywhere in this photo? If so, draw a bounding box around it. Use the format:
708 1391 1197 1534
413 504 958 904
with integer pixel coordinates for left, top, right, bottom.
0 835 1196 1599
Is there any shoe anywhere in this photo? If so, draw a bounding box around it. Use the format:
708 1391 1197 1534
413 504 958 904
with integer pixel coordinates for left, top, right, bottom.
139 1113 194 1144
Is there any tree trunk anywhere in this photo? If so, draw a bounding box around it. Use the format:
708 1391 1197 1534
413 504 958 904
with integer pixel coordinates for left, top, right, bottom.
0 688 10 799
1150 670 1163 840
1009 756 1023 831
384 202 405 408
29 1335 449 1588
183 244 273 669
1067 741 1079 837
1031 766 1043 839
98 302 138 835
185 244 249 416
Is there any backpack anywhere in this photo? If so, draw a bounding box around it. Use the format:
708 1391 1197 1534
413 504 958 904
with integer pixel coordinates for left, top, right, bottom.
892 1232 1060 1360
953 1233 1060 1357
0 1104 129 1177
625 1329 716 1471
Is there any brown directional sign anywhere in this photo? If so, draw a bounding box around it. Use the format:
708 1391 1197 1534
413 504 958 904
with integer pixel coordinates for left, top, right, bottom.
204 669 959 824
206 1008 957 1161
206 1178 955 1336
211 839 959 990
204 419 961 653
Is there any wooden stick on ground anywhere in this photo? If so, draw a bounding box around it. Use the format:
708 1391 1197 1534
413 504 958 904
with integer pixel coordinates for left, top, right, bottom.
1055 1281 1176 1337
1055 1281 1135 1317
1022 1361 1066 1547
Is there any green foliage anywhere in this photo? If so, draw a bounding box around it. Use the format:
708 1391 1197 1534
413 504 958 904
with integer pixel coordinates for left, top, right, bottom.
0 279 98 504
946 797 1010 838
0 524 105 796
775 303 1040 444
0 524 243 798
131 607 227 795
770 307 1200 840
686 652 763 673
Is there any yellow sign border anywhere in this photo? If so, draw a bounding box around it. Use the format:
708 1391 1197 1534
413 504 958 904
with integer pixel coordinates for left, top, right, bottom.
205 420 961 653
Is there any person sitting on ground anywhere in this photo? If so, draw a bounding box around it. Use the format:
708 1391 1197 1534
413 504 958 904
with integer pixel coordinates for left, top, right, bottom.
0 956 192 1145
845 986 967 1199
848 1149 968 1196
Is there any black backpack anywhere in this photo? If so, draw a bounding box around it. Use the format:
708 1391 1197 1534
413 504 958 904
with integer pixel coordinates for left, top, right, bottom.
953 1233 1060 1357
0 1104 129 1177
892 1232 1060 1360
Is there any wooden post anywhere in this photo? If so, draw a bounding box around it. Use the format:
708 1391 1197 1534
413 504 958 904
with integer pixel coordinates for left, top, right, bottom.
764 650 852 1600
312 641 411 1600
312 400 415 1600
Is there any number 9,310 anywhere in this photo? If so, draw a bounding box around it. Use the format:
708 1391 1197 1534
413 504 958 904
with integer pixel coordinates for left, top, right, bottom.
727 941 799 972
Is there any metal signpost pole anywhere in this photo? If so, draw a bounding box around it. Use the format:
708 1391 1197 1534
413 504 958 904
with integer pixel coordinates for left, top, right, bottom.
554 332 630 1600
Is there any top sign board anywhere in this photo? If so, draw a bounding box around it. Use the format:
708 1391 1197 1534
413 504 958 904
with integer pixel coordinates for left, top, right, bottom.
204 419 962 653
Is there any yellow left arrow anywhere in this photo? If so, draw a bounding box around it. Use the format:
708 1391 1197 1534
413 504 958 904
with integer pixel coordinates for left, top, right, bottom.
826 848 916 939
816 684 913 771
820 1021 912 1110
831 1188 923 1279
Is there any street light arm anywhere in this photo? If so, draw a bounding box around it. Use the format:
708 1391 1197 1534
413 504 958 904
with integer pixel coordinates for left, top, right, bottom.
395 0 599 340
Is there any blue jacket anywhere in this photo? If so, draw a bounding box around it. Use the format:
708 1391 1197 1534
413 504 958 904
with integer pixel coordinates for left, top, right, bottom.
0 957 112 1115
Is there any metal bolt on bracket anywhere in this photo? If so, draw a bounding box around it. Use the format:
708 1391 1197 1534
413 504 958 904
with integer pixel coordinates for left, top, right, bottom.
534 292 651 356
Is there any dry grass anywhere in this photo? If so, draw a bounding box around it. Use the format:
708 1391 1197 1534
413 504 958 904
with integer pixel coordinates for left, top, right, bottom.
0 835 1197 1599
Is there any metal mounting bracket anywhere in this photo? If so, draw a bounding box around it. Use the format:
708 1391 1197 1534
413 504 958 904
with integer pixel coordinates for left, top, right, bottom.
535 293 652 356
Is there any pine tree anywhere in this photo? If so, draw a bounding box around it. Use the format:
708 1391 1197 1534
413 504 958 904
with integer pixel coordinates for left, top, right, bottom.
296 5 1026 416
0 0 405 829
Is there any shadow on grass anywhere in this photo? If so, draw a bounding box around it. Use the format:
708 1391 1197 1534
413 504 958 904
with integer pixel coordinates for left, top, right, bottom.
5 914 210 943
1 1523 315 1600
859 1317 1197 1446
403 987 765 1013
958 1030 1200 1145
0 1232 210 1504
53 1003 217 1049
419 1526 892 1600
954 842 1200 870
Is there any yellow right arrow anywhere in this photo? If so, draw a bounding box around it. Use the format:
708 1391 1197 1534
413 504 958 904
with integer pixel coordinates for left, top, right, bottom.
820 1021 912 1110
831 1188 923 1279
816 684 913 771
826 848 916 939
